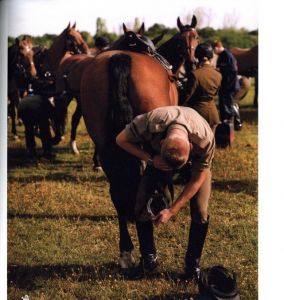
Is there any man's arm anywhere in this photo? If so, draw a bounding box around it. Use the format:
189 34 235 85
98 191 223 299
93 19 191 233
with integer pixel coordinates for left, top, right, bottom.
116 129 151 162
154 168 209 225
116 129 173 171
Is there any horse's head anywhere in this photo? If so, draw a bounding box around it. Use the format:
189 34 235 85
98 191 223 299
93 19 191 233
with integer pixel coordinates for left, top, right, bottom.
176 15 199 70
156 16 199 74
120 23 156 53
9 37 36 82
63 22 89 54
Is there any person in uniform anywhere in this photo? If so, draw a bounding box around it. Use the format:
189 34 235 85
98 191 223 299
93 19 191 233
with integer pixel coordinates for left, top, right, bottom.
212 40 242 130
18 76 57 159
183 43 222 134
116 106 215 280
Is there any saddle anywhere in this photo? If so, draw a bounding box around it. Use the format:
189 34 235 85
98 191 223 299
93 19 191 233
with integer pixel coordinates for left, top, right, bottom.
114 31 173 71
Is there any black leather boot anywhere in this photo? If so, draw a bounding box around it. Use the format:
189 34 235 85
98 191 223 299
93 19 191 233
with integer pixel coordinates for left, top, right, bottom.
128 253 158 280
182 218 209 281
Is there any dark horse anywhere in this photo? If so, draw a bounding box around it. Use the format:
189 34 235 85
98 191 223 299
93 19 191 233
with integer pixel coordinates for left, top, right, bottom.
230 45 258 107
80 16 198 264
8 37 37 139
157 15 199 104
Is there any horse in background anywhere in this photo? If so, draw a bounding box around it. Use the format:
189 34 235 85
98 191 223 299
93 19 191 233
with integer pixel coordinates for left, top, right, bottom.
230 45 258 107
8 37 37 139
80 17 199 267
31 22 90 145
157 15 199 104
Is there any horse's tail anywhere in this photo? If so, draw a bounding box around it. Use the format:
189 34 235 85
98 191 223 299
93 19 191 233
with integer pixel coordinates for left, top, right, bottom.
105 54 139 222
108 53 134 138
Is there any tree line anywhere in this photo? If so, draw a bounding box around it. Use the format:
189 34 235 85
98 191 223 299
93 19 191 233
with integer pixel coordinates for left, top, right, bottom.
8 18 258 49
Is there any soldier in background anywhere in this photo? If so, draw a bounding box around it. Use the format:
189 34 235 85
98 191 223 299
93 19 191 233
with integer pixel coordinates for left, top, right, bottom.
212 40 242 130
183 43 222 134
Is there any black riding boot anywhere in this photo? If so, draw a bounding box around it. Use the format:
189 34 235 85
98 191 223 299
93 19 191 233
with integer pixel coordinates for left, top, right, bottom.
233 103 242 131
183 218 209 281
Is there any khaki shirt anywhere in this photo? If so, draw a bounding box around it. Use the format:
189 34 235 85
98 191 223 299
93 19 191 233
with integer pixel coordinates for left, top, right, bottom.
124 106 215 170
185 64 222 102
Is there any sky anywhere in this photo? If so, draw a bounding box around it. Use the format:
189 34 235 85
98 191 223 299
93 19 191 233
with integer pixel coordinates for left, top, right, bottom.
6 0 258 37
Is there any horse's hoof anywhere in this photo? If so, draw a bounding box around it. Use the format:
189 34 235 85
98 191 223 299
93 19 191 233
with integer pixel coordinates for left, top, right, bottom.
70 140 80 155
61 135 65 141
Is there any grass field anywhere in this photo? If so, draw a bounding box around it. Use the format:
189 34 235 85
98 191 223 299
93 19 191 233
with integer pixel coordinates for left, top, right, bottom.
7 87 258 300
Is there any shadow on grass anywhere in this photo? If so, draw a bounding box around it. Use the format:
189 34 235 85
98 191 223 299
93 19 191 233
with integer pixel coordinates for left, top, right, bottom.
8 262 121 290
148 292 197 300
8 263 197 293
212 179 258 197
8 172 107 184
8 212 116 222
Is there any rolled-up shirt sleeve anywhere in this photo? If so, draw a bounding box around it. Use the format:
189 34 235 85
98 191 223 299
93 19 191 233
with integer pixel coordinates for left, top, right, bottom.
191 138 215 171
123 113 152 143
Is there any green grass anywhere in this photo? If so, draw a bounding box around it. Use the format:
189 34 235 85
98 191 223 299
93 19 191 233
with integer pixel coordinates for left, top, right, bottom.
8 89 258 300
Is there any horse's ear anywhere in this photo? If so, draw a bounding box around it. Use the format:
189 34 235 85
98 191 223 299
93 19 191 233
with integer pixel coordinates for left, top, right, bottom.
15 38 19 46
191 15 197 28
72 22 76 29
177 17 184 31
152 30 166 45
123 23 128 33
137 23 145 35
66 22 71 31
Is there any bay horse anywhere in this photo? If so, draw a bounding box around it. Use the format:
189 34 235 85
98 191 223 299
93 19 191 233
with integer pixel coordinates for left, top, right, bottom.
32 22 90 144
8 37 37 139
56 22 160 168
230 45 258 107
80 17 198 266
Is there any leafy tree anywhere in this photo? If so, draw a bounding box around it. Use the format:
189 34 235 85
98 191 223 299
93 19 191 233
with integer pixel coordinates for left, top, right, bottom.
133 17 141 32
80 31 94 47
96 17 108 36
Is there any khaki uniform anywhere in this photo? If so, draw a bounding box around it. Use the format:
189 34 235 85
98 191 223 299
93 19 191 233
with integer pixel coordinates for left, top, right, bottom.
184 64 222 130
124 106 215 172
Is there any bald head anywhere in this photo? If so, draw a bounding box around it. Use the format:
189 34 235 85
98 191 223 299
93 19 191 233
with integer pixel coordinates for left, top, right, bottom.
161 125 191 169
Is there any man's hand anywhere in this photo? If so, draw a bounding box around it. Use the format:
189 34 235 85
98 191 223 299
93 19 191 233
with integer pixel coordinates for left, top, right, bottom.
153 208 174 226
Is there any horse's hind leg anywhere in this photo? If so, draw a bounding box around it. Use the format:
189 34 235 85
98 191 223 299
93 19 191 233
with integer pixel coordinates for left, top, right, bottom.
100 142 141 266
70 98 82 155
92 146 102 171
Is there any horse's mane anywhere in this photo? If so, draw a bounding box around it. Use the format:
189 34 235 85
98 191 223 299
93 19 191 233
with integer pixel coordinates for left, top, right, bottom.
157 34 181 72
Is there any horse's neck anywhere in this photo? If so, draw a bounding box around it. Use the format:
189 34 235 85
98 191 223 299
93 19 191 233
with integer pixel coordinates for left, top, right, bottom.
157 36 184 74
47 35 67 72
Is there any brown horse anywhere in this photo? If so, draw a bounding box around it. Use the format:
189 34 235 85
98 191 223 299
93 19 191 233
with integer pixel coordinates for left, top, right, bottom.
56 23 156 166
8 37 37 139
79 17 198 263
31 22 90 144
230 45 258 106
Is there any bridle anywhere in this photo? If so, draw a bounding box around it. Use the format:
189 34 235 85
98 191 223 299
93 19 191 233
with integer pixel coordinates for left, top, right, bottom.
178 27 199 70
65 31 87 54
